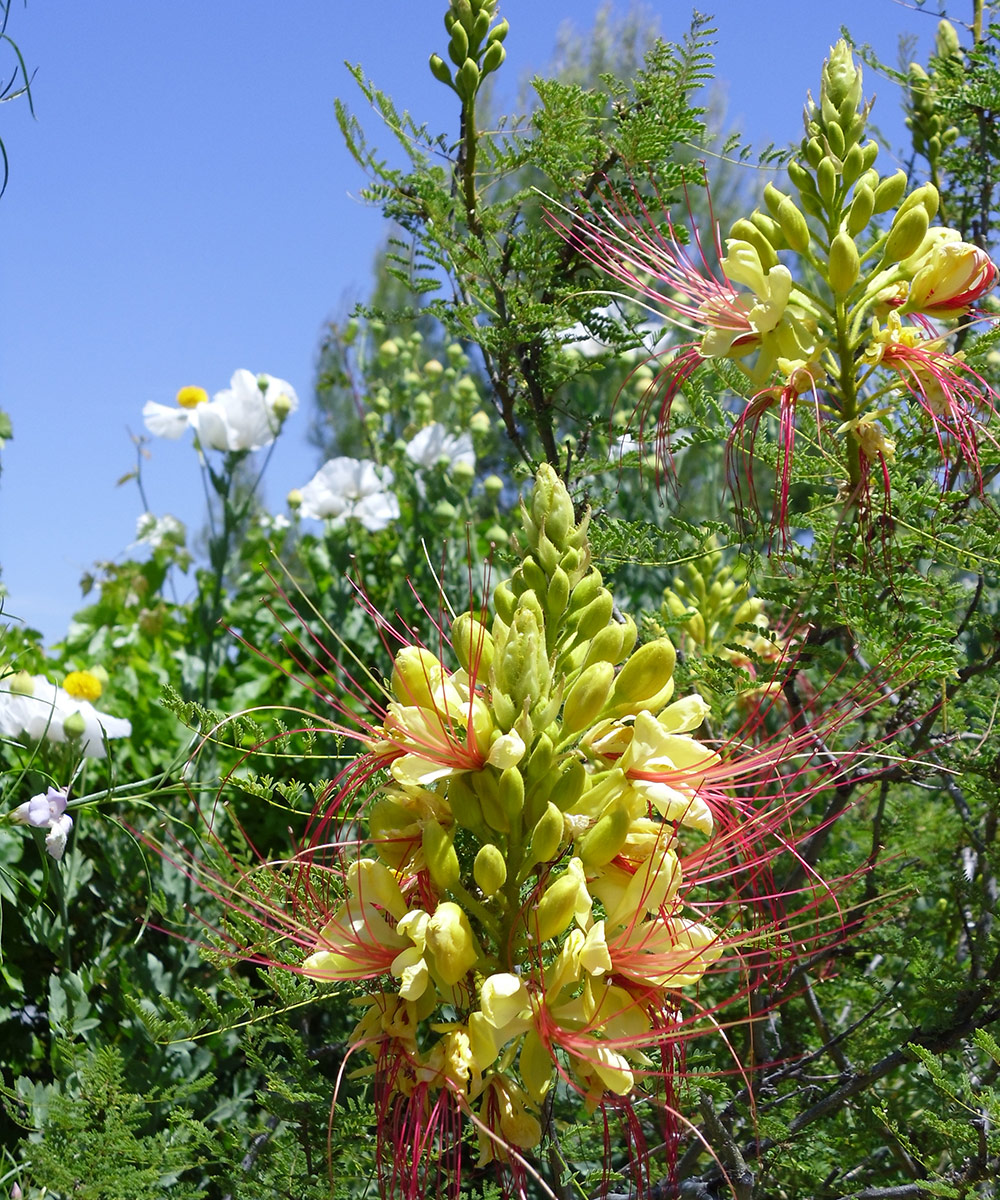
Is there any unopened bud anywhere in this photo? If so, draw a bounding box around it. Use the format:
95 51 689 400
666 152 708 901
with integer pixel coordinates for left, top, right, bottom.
829 230 861 293
577 798 632 868
728 218 778 270
573 590 615 641
777 195 811 253
530 462 575 547
883 206 930 265
816 158 837 205
604 638 677 719
846 184 875 236
474 843 507 896
533 871 580 943
423 819 460 891
524 802 564 872
482 40 505 74
499 766 524 820
448 23 470 66
455 57 480 101
63 711 87 740
842 143 865 188
873 169 908 214
562 660 615 736
549 757 587 812
452 611 494 677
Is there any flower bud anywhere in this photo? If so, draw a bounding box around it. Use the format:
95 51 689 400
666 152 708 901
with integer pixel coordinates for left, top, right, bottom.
545 566 570 622
447 774 485 830
842 143 865 188
728 218 777 270
499 765 524 821
872 169 908 214
897 182 939 222
777 195 811 253
603 638 677 720
829 230 861 293
523 802 564 872
448 23 469 66
455 58 480 101
816 158 837 205
474 843 507 895
482 40 505 75
882 206 930 266
561 660 615 736
549 757 587 812
568 568 603 612
423 819 460 891
529 462 575 548
63 711 87 740
452 611 494 677
763 182 788 219
846 184 875 236
427 901 480 985
826 120 846 160
533 871 582 943
577 797 632 869
787 160 818 198
573 590 615 641
749 209 785 249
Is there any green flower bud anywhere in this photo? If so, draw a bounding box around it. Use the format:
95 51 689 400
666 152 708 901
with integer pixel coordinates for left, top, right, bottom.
533 872 580 943
484 523 509 548
763 182 788 219
544 566 570 623
523 802 565 873
823 39 862 111
603 638 677 720
580 619 631 669
452 611 494 677
482 40 505 75
860 140 879 171
429 53 453 88
936 19 961 59
62 711 86 740
427 901 480 985
826 120 846 160
474 843 507 896
549 757 587 812
448 774 485 830
562 660 615 736
423 819 460 891
499 765 524 821
573 590 615 642
529 462 575 548
872 169 908 214
777 195 811 253
493 579 516 623
577 798 632 869
842 144 865 187
488 17 509 44
787 160 818 197
882 205 930 265
448 24 470 67
804 136 825 168
846 184 875 236
455 57 480 101
7 670 35 696
816 158 837 205
568 568 604 613
829 230 861 293
750 209 786 250
483 472 503 501
728 218 778 270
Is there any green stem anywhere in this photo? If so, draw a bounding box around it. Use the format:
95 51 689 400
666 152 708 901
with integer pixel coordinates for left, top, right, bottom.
833 294 862 492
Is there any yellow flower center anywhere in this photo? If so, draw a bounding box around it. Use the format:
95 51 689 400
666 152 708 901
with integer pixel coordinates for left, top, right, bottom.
63 670 102 702
176 385 209 409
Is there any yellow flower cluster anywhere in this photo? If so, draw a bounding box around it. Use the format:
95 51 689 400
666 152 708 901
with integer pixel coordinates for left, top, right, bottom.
302 465 723 1168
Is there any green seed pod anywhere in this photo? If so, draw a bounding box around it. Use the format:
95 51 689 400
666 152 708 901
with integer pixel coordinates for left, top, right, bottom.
604 637 677 720
816 158 837 206
474 843 507 896
882 205 930 265
562 660 616 736
842 144 865 188
846 184 875 236
429 53 454 88
577 799 632 869
549 757 587 812
872 169 908 214
729 218 778 270
423 819 460 891
829 230 861 294
777 195 811 253
524 802 565 871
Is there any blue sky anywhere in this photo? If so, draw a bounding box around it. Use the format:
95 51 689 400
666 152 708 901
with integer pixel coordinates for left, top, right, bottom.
1 1 936 644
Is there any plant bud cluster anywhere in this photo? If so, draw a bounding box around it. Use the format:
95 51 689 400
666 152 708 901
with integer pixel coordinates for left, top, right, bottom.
429 0 509 103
